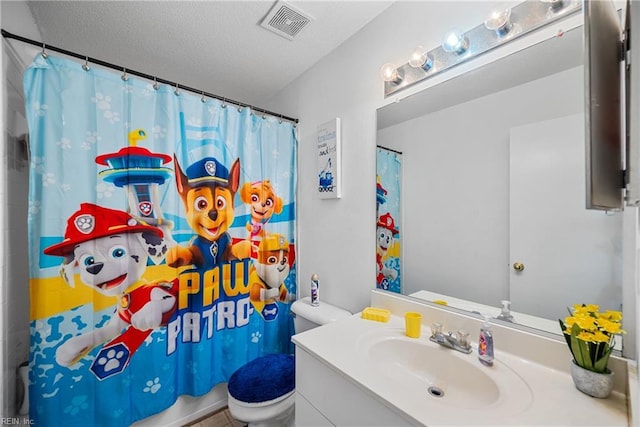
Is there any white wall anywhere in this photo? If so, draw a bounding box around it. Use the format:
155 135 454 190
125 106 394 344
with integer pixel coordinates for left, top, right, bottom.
1 0 41 417
267 1 509 314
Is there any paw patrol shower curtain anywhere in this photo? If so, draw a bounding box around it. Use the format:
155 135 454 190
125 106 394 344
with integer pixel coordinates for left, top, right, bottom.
376 147 401 293
24 54 297 426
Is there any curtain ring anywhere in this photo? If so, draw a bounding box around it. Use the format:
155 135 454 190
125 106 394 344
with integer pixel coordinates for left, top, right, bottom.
41 43 48 59
121 68 129 81
82 57 90 71
221 98 227 108
262 114 267 120
152 76 159 90
174 83 180 96
201 92 206 103
279 114 283 124
237 105 243 113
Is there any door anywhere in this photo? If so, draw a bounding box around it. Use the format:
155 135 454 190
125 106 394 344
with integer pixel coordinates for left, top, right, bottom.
509 113 622 320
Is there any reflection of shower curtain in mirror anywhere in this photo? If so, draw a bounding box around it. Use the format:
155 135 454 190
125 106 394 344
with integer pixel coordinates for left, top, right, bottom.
24 54 297 426
376 147 401 293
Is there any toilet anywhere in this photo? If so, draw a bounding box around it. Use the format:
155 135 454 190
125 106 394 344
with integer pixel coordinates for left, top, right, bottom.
227 296 351 426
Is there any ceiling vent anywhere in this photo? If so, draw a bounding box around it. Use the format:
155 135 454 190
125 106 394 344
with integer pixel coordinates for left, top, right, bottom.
260 1 313 41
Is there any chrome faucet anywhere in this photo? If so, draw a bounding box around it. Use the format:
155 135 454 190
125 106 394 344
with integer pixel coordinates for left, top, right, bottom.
429 322 472 354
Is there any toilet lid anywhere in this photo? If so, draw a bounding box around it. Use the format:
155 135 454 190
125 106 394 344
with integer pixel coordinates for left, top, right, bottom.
228 353 295 403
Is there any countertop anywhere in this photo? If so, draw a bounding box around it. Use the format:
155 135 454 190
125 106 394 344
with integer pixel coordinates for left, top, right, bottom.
292 313 628 426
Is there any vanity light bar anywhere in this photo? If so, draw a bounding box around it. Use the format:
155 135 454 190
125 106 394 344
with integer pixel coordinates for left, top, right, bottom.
383 0 582 97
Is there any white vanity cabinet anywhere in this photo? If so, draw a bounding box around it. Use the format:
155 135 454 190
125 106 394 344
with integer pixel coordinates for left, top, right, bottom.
294 346 416 426
291 293 630 427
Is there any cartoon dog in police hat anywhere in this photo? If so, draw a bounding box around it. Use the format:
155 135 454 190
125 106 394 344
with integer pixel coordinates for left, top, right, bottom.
248 233 294 321
44 203 177 368
376 212 399 290
168 156 251 269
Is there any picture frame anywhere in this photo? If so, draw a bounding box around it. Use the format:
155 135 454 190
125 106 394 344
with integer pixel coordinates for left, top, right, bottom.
317 118 342 199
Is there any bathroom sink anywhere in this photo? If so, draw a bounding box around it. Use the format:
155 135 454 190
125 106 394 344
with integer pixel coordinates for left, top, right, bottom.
356 328 533 414
293 310 627 426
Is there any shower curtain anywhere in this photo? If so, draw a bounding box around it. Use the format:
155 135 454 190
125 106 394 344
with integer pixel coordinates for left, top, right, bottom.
376 147 401 293
24 54 297 426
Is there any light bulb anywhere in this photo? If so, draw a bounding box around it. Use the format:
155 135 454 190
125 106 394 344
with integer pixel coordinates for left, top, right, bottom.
541 0 565 12
484 8 512 37
442 31 469 54
408 46 434 71
379 63 403 84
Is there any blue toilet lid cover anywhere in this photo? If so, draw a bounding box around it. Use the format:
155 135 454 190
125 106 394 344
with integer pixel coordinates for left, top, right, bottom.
228 353 295 403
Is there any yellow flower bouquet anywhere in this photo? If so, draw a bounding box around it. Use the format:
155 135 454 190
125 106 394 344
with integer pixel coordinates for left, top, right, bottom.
558 304 624 374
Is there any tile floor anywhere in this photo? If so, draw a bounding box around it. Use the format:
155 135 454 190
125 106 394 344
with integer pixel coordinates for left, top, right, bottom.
184 407 245 427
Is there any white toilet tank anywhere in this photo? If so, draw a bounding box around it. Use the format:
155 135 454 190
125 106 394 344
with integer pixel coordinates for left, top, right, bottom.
291 297 351 333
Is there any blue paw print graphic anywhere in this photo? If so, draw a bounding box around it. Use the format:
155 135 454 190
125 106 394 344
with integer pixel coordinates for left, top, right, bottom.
90 343 130 379
63 395 88 416
251 331 262 343
143 377 162 394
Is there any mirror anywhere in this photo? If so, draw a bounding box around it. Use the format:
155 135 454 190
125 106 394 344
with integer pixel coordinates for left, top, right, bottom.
376 25 624 339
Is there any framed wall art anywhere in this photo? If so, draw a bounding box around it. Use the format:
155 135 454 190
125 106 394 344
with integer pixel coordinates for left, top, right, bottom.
317 118 342 199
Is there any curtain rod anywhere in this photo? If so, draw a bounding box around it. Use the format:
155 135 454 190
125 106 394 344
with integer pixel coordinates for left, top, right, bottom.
1 29 299 124
377 145 402 155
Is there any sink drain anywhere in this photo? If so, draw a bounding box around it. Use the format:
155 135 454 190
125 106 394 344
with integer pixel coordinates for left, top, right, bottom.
427 386 445 398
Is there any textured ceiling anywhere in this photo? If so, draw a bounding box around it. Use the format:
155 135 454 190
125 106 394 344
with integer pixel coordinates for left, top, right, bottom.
26 1 393 108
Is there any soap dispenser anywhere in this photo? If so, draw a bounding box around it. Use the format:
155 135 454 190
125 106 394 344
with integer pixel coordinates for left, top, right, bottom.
477 316 494 366
496 300 514 322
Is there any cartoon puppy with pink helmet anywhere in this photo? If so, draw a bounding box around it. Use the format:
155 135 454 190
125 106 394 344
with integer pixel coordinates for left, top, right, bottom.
239 180 283 242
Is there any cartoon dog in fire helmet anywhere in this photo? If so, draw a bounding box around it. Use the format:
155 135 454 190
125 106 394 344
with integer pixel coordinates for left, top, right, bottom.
376 212 399 290
44 203 177 369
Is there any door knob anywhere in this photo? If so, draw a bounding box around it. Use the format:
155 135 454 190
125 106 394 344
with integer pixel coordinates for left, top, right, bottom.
513 262 525 272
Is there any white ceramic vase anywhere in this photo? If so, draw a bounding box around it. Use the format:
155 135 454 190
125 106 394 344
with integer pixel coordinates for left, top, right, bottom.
569 360 614 398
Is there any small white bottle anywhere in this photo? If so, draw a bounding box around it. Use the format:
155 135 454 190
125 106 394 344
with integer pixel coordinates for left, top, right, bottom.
496 300 514 322
310 274 320 306
477 316 494 366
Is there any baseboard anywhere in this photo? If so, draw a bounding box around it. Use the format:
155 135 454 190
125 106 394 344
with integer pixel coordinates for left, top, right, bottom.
132 383 228 427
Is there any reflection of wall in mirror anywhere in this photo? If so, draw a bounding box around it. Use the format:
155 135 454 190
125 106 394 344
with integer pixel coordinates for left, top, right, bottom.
376 65 622 320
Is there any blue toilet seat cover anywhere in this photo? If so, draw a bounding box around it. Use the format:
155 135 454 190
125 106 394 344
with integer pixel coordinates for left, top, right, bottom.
228 353 295 403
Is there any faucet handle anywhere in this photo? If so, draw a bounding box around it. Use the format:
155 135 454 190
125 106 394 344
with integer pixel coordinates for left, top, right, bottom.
431 322 443 337
457 329 470 349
